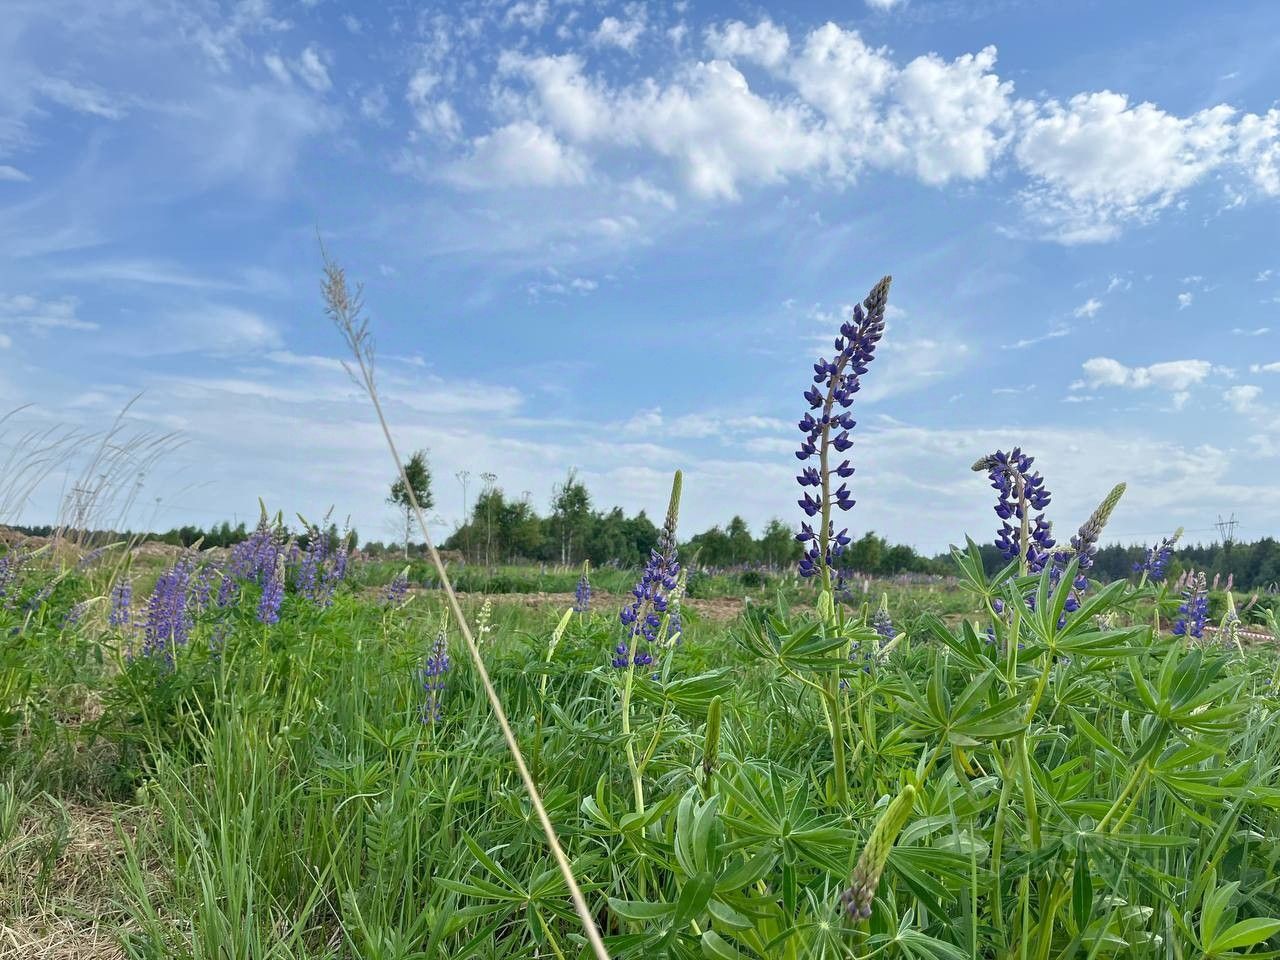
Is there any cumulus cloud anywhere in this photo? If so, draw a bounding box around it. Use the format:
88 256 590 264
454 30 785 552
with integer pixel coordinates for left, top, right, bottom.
446 121 588 188
593 12 646 51
1177 291 1193 309
407 69 461 138
1015 93 1235 242
444 24 1280 240
705 19 790 68
1078 356 1213 392
1225 384 1262 413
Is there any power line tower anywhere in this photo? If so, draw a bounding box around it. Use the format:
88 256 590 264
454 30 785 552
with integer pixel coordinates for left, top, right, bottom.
1216 513 1239 545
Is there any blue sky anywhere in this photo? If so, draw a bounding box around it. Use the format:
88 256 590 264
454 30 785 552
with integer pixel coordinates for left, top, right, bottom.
2 0 1279 553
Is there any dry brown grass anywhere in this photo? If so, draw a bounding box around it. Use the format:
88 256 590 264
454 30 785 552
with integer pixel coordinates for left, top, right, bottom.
0 801 147 960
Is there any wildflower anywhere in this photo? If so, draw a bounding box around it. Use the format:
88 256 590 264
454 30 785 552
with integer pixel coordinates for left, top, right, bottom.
384 569 409 605
256 553 286 625
475 597 493 642
420 616 451 723
1172 571 1209 639
0 548 26 605
973 448 1054 572
62 601 88 629
142 558 195 667
871 596 896 640
108 579 132 629
229 511 282 582
296 526 329 604
841 785 917 922
1053 482 1126 613
1134 528 1182 583
214 567 239 608
795 276 891 584
574 560 591 613
618 472 681 668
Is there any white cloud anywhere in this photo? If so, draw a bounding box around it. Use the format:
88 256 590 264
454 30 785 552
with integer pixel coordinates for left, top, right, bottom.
1234 327 1270 336
593 13 646 52
1237 108 1280 195
295 45 332 93
1251 362 1280 374
0 165 31 183
0 294 95 331
877 46 1016 185
865 0 906 9
1256 269 1274 282
407 69 461 138
1079 356 1213 392
1177 291 1193 309
0 332 11 349
1225 384 1262 413
38 77 126 119
505 0 550 30
447 121 588 188
705 19 790 69
1073 297 1102 318
1015 93 1236 242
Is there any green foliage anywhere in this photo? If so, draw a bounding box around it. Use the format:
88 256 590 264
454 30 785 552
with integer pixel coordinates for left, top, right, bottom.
4 538 1280 958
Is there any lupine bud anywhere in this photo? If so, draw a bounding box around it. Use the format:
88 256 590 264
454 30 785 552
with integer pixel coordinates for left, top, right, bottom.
841 784 917 922
702 695 722 780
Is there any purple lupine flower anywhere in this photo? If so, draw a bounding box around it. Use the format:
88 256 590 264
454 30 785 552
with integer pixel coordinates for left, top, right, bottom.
974 448 1054 572
0 548 26 605
1135 529 1181 583
617 473 682 668
62 601 88 629
214 568 239 608
256 554 285 625
142 558 196 667
229 514 282 582
108 580 132 629
296 526 329 605
420 623 451 723
1172 571 1209 639
872 607 896 640
794 277 891 583
574 562 591 614
384 571 409 605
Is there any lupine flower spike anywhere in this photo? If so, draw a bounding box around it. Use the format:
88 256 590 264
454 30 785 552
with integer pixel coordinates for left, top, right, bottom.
1172 571 1209 639
1135 527 1182 583
420 612 451 723
841 784 917 922
574 559 591 614
618 471 682 668
1054 482 1125 613
972 449 1054 573
475 597 493 643
795 276 891 595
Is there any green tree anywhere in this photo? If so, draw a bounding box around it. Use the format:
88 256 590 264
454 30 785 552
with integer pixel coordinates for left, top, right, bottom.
388 449 434 558
550 469 592 565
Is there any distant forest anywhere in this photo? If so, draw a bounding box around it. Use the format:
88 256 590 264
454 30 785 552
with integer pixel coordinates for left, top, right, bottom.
8 480 1280 592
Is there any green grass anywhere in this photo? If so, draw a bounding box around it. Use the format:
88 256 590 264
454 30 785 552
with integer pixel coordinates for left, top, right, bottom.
3 545 1280 959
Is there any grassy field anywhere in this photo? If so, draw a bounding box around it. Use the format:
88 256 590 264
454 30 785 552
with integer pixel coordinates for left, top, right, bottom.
3 536 1280 960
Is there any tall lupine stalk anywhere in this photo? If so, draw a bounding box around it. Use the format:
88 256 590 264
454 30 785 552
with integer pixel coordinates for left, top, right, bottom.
793 275 890 808
795 276 891 608
617 471 682 816
321 244 611 960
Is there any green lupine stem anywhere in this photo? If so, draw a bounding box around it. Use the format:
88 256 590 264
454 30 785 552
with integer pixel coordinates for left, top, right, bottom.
621 661 645 816
1016 735 1041 848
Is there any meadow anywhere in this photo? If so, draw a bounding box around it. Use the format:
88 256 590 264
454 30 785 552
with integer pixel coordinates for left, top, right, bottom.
3 270 1280 960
